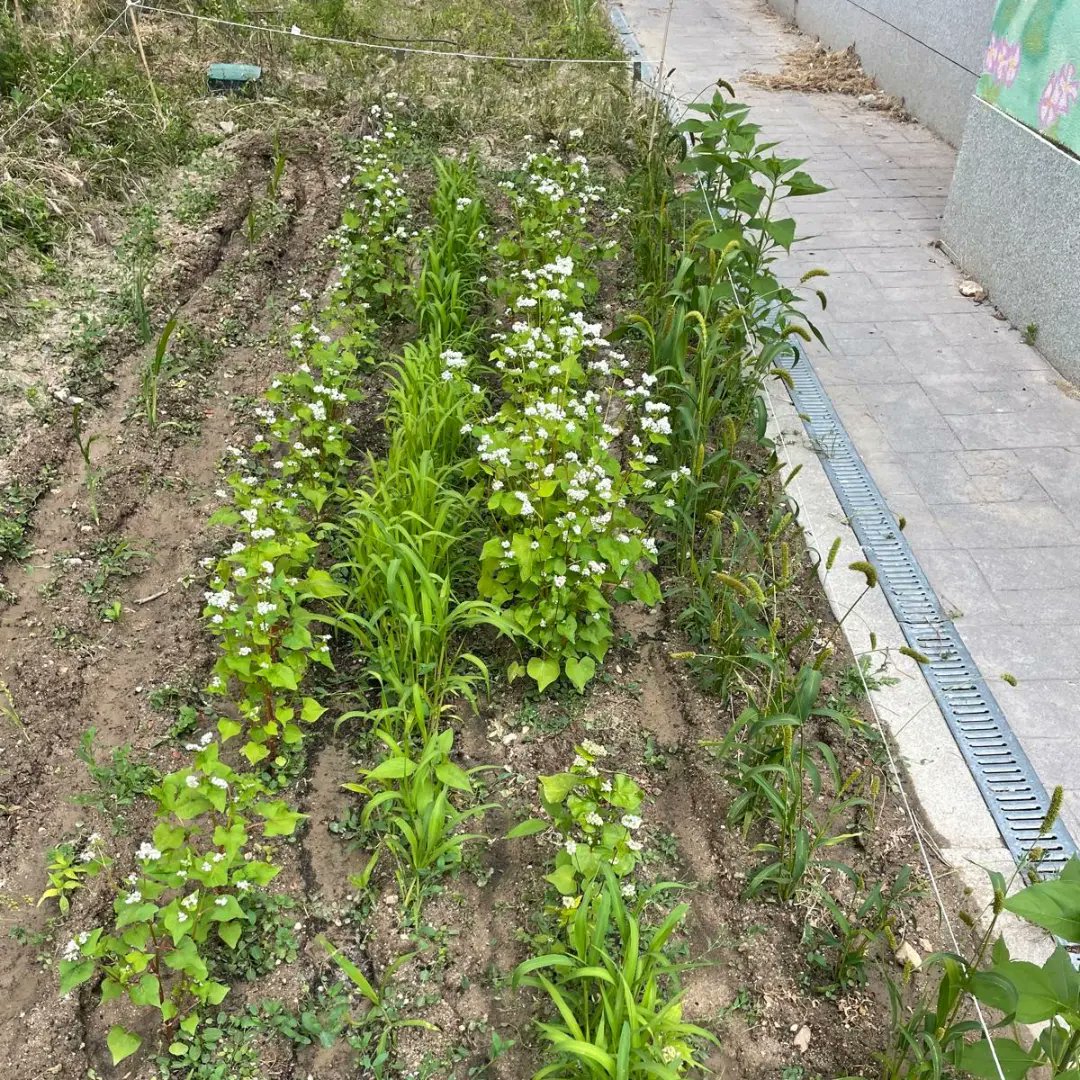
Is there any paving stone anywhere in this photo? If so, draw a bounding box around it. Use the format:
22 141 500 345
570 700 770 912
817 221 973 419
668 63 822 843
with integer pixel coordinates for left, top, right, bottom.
971 546 1080 591
930 500 1076 549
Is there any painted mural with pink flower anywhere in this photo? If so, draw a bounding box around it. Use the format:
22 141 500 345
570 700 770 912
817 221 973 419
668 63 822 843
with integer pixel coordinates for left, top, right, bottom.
978 0 1080 154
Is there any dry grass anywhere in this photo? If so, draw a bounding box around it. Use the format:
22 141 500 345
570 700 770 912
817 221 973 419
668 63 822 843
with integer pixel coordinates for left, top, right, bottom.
747 42 912 121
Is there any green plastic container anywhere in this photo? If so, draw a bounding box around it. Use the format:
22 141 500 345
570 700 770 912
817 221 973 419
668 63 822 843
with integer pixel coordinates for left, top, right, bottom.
207 63 262 95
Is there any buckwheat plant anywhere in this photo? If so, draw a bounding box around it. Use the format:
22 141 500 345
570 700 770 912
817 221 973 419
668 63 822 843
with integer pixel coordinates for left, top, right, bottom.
468 259 667 692
56 741 303 1061
204 457 345 765
513 740 645 918
332 98 417 320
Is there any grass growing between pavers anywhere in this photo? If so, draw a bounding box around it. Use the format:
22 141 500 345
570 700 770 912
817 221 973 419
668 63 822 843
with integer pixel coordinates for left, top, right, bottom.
2 2 1080 1079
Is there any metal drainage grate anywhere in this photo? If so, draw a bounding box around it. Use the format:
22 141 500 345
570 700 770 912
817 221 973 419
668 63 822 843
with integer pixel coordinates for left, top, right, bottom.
782 347 1078 874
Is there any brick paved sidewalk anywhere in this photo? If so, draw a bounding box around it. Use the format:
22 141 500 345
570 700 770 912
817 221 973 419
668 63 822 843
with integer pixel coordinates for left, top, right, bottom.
615 0 1080 838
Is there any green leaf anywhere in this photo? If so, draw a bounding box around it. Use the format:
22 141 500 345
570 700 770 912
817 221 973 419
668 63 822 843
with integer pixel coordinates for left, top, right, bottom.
527 656 560 693
217 717 242 742
217 920 242 949
544 864 577 896
435 759 473 793
365 756 417 781
1004 875 1080 940
564 655 596 692
59 959 95 995
130 973 161 1007
107 1026 142 1066
539 773 578 805
764 217 797 250
164 937 207 980
302 569 346 599
629 571 661 606
318 934 379 1006
208 895 245 922
168 1042 188 1057
254 800 305 837
506 818 548 839
301 697 326 724
242 740 270 766
958 1037 1038 1080
265 663 298 691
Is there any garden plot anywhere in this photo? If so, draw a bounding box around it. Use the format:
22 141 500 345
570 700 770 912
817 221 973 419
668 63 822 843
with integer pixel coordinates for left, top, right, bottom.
1 4 1078 1080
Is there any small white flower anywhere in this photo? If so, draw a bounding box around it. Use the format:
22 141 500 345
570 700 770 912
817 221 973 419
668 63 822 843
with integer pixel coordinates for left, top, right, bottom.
564 839 577 855
585 812 604 827
185 775 200 789
210 777 228 789
125 890 142 905
136 842 162 861
215 896 229 907
620 815 642 831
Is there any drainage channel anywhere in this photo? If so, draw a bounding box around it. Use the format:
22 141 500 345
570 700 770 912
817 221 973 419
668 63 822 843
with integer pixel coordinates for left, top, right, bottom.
782 348 1078 874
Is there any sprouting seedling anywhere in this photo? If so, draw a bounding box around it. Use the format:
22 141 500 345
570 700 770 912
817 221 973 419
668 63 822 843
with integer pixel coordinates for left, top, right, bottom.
57 391 102 526
0 679 24 738
267 135 287 200
141 315 178 432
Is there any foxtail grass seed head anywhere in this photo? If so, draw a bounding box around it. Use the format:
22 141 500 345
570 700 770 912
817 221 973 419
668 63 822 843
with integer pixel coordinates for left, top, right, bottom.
825 536 841 571
1039 787 1063 835
899 646 930 665
958 909 975 928
848 560 878 589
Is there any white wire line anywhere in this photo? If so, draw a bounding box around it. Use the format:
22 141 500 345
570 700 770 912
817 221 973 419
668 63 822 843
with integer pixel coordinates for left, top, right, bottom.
0 8 130 144
689 175 1008 1080
128 1 656 67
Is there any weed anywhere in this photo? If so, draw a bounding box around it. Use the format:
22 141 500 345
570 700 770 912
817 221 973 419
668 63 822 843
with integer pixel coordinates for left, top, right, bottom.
82 536 149 597
801 867 918 995
65 396 102 525
836 653 898 699
38 834 109 914
207 893 299 982
74 727 159 821
514 870 716 1076
1022 322 1038 345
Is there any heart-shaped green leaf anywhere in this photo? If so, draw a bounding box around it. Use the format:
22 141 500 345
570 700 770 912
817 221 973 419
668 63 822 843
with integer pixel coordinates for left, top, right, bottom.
107 1026 142 1066
564 655 596 692
527 656 560 693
